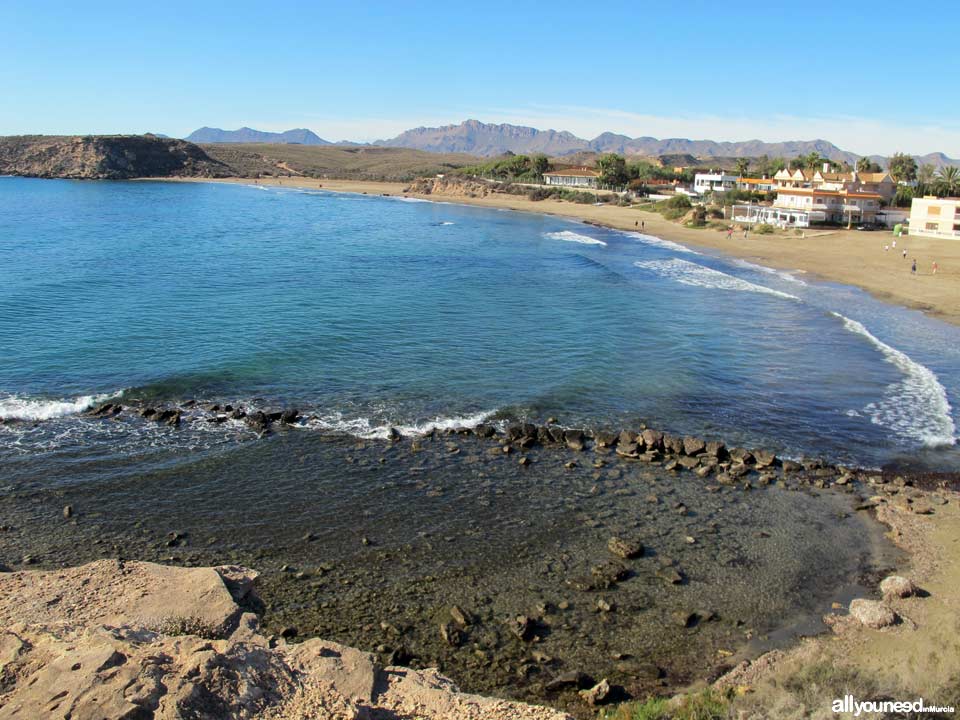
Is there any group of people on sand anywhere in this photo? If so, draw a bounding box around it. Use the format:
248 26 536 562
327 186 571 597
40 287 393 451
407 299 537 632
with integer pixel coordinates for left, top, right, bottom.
884 239 940 276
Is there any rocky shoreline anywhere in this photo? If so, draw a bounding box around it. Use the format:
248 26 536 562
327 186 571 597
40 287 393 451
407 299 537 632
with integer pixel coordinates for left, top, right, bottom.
0 559 571 719
73 398 881 490
4 398 955 718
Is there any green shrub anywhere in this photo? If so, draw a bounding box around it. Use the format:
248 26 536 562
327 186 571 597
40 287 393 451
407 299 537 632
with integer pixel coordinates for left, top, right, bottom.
602 689 731 720
665 194 692 210
753 223 775 235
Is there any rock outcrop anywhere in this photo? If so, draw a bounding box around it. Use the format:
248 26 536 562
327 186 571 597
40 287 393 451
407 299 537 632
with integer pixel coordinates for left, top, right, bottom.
0 135 231 179
0 560 570 720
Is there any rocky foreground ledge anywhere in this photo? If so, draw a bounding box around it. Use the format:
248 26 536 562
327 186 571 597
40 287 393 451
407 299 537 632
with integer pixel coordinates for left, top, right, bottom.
0 561 570 720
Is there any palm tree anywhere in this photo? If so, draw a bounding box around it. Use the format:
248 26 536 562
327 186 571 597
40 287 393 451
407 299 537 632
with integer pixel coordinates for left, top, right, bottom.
805 152 824 172
916 164 936 195
735 158 749 177
934 166 960 197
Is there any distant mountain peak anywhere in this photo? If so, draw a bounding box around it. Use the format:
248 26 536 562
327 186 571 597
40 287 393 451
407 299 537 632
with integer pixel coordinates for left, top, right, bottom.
185 127 331 145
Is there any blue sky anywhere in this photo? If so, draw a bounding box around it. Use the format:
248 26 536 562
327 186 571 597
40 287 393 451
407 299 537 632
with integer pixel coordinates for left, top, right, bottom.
3 0 959 156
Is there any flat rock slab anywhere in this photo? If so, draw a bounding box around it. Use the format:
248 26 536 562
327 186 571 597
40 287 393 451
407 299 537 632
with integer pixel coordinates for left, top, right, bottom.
0 559 246 637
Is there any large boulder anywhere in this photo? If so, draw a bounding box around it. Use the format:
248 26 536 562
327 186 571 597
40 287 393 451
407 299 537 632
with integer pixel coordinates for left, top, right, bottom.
880 575 918 600
849 598 898 629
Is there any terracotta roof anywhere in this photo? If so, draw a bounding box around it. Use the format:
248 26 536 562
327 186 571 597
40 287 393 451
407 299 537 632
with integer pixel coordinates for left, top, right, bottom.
777 188 883 199
857 172 893 183
543 168 599 178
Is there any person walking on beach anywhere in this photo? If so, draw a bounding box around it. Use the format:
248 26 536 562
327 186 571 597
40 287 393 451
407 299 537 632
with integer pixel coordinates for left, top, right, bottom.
743 227 749 239
884 245 889 252
911 259 917 274
635 220 638 227
727 227 733 240
892 239 896 249
641 220 645 231
902 249 907 259
932 261 939 275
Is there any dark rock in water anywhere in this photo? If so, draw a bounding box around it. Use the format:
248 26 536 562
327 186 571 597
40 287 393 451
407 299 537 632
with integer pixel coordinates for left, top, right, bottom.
537 426 554 444
663 459 678 471
548 426 566 444
280 408 300 425
672 610 700 628
682 436 706 456
139 407 156 418
595 430 618 448
616 430 634 446
580 679 613 706
439 622 465 647
89 402 121 418
677 456 700 470
729 447 755 464
521 423 538 441
153 409 180 426
641 428 664 451
181 399 197 408
473 424 495 438
705 440 727 459
244 411 270 433
230 408 246 420
546 670 595 692
506 424 524 442
266 411 283 422
607 537 643 559
510 615 536 641
565 429 585 451
615 442 639 459
449 605 472 627
662 434 684 455
656 566 684 585
754 449 777 468
204 403 220 413
728 463 750 479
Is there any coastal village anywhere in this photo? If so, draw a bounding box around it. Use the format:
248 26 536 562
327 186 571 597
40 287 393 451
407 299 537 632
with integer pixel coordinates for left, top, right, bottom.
542 159 958 238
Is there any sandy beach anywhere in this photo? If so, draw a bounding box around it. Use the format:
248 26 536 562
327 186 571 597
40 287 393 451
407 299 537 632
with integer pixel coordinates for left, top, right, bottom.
170 176 960 327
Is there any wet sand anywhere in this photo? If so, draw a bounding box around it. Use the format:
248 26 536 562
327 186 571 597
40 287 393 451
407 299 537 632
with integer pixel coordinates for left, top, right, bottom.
166 176 960 327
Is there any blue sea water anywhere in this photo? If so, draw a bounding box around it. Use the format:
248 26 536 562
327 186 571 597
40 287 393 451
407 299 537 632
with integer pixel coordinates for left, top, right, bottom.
1 177 958 471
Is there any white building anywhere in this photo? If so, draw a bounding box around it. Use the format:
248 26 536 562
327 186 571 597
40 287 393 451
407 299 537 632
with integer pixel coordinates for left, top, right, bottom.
542 167 600 188
908 197 960 238
732 188 883 228
693 172 737 195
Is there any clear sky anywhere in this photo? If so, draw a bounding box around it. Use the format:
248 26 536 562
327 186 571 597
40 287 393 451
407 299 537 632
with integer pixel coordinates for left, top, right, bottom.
3 0 959 156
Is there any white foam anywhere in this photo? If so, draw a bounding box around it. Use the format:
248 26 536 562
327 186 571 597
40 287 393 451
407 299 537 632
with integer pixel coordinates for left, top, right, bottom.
731 258 807 285
634 258 800 300
306 410 495 440
393 196 430 203
0 392 116 421
625 232 699 254
832 313 956 447
439 221 455 225
544 231 607 246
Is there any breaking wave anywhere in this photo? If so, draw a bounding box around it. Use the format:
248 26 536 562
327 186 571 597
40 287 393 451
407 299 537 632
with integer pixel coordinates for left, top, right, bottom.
305 410 496 440
625 232 699 254
832 313 956 447
544 231 607 246
0 392 118 421
633 258 801 300
731 259 807 285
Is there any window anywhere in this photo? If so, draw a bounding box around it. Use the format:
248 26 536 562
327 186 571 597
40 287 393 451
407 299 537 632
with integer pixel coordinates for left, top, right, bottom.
926 222 939 231
928 205 941 216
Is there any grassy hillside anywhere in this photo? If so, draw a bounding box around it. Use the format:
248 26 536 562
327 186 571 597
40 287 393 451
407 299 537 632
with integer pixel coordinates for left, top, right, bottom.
200 143 481 182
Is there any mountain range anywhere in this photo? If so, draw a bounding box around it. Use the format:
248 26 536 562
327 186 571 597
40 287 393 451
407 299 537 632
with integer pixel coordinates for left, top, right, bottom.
184 120 959 167
185 127 330 145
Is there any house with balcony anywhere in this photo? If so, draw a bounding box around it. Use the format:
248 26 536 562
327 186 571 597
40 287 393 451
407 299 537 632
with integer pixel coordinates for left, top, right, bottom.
693 172 737 195
773 165 896 203
908 197 960 238
542 167 600 188
736 177 777 192
731 188 882 228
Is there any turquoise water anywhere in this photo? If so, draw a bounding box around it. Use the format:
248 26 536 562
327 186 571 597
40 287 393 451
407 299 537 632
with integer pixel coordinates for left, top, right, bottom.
0 176 958 471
